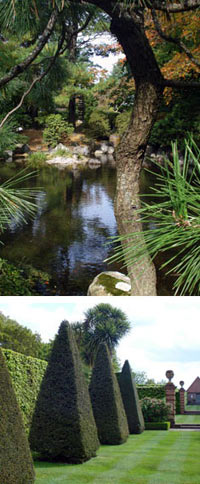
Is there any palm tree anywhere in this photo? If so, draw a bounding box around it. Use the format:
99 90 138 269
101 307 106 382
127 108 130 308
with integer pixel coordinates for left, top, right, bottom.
72 303 131 367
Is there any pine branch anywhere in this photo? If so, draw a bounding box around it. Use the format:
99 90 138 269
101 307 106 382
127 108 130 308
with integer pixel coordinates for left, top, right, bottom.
164 78 200 88
150 0 200 13
0 9 58 89
152 9 200 69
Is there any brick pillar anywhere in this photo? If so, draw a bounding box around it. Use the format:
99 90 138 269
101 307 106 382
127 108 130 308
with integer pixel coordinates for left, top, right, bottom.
179 381 185 415
165 370 176 426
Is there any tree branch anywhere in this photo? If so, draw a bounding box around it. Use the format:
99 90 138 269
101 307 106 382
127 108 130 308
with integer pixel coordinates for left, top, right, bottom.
0 9 58 89
164 78 200 88
152 9 200 69
150 0 200 13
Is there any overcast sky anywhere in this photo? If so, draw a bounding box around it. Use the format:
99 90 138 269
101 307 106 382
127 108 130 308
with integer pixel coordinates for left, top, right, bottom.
1 296 199 389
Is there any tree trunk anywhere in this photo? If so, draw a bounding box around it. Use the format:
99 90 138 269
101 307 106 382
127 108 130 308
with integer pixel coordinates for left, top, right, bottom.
110 12 164 295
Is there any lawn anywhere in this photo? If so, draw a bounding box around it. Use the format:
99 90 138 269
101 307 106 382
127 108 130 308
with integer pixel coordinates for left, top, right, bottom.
176 414 200 423
35 431 200 484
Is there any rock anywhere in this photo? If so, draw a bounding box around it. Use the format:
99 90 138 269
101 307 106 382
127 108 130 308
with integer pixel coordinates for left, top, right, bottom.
107 146 115 155
73 145 90 157
4 150 13 160
94 150 103 159
87 271 131 296
14 143 31 154
51 143 68 153
100 154 108 164
100 143 109 153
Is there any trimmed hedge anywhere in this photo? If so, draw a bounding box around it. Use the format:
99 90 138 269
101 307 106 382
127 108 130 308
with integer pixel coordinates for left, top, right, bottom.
3 348 47 431
0 348 35 483
89 343 129 445
176 391 181 415
145 422 170 430
29 320 99 462
137 385 165 400
117 360 145 434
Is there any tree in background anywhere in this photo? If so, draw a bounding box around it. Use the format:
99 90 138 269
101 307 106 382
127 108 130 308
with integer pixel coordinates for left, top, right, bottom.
0 348 35 484
72 303 130 366
29 320 99 462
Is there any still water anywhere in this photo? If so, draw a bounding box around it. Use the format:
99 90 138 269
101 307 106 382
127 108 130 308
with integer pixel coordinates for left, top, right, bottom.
0 162 121 295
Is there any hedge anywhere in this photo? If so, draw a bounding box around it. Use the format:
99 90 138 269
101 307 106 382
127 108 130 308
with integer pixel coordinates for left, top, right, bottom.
89 343 129 445
137 385 165 400
29 321 99 462
117 360 144 434
0 348 35 483
3 348 47 431
145 422 170 430
176 391 181 415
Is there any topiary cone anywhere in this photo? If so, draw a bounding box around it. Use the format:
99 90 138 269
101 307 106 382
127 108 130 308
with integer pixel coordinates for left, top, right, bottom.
118 360 145 434
0 348 35 484
89 343 129 445
29 320 99 462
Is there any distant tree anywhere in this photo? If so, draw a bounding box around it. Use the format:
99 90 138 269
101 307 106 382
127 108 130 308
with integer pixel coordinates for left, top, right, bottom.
29 320 99 462
89 342 129 445
72 303 131 366
0 348 35 484
0 312 43 358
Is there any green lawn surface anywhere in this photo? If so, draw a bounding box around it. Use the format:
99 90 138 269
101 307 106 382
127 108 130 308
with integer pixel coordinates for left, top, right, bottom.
185 405 200 412
35 431 200 484
176 414 200 424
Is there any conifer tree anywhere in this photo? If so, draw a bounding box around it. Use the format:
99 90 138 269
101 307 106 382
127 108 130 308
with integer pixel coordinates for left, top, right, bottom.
89 343 129 445
0 348 35 484
29 320 99 462
118 360 145 434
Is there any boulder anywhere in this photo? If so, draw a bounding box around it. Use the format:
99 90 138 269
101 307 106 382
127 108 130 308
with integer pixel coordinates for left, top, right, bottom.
14 143 31 155
87 271 131 296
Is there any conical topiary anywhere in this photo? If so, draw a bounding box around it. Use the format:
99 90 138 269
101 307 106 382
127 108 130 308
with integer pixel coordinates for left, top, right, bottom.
0 348 35 484
89 343 129 445
29 320 99 462
118 360 145 434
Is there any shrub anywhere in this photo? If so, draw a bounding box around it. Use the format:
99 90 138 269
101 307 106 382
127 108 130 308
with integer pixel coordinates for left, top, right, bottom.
117 360 145 434
89 343 129 445
43 114 74 147
3 349 47 432
0 258 50 296
0 348 35 484
87 110 111 139
29 320 99 462
145 422 170 430
27 152 47 167
141 397 171 423
115 110 131 136
137 385 165 400
176 391 181 415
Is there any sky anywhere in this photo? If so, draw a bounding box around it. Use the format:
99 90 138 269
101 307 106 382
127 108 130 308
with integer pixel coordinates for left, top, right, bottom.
0 296 199 390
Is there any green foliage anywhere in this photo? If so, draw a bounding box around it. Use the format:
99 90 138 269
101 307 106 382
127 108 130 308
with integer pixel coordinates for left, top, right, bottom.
87 109 111 139
0 121 22 157
89 343 129 445
115 110 131 136
29 320 99 462
27 152 47 168
137 385 165 400
145 422 170 430
0 348 35 483
176 391 181 415
141 397 171 423
109 139 200 295
3 348 47 432
0 258 50 295
73 303 130 366
117 360 145 434
43 114 74 147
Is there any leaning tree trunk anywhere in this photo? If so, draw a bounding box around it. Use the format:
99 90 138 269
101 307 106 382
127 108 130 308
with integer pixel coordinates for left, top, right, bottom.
110 11 164 295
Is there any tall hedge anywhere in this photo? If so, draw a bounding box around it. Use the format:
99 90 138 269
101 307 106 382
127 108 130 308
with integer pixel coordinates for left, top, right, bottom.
118 360 145 434
137 385 165 400
3 348 47 431
0 348 35 484
89 343 129 445
29 320 99 462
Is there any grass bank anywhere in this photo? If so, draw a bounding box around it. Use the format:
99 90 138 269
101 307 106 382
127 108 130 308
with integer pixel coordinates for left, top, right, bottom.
35 431 200 484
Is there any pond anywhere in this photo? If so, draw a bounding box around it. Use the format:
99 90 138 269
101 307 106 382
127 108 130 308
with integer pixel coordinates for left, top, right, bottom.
0 161 122 295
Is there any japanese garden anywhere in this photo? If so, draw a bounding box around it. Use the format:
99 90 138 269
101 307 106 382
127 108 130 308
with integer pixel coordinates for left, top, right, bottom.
0 0 200 296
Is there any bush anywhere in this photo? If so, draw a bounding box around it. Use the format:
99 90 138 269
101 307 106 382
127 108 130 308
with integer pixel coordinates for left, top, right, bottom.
117 360 145 434
115 110 131 136
0 120 27 158
145 422 170 430
43 114 74 147
0 258 50 295
27 152 47 167
141 397 171 423
87 110 111 139
0 348 35 483
29 321 99 462
3 349 47 432
89 343 129 445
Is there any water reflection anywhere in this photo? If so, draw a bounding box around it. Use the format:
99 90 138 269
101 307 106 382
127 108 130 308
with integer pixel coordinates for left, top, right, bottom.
0 163 119 295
